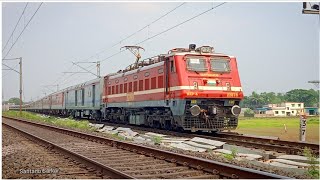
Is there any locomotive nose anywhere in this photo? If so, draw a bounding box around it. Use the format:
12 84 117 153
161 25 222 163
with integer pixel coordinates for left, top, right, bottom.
231 105 241 116
190 105 201 116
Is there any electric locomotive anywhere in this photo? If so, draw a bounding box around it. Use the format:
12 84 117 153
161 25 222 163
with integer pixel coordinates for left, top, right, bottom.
102 44 243 132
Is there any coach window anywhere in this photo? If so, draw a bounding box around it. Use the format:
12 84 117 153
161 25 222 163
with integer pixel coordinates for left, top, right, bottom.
145 79 150 90
124 83 128 93
81 89 85 106
134 81 138 92
139 80 143 91
151 77 157 89
129 82 133 92
120 84 123 93
75 90 78 106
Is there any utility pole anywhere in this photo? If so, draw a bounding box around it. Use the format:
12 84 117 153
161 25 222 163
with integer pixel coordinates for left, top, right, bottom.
2 57 23 115
19 57 22 115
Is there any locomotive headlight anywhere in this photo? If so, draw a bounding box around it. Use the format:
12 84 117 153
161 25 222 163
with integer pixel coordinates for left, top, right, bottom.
190 105 201 116
200 46 213 53
231 105 241 116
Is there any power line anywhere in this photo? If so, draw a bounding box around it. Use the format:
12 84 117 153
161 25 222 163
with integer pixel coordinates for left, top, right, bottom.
2 63 19 74
82 2 186 63
55 3 186 89
2 3 29 52
3 2 43 59
59 2 227 89
136 2 227 45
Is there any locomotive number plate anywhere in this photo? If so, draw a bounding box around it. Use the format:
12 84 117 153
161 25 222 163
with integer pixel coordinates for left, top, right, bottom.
186 92 198 96
191 100 197 104
227 93 238 97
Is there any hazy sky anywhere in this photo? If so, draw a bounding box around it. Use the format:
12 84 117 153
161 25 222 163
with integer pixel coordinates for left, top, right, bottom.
2 2 319 102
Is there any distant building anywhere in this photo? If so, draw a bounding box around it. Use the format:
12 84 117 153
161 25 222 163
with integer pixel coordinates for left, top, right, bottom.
2 103 15 111
304 107 319 116
269 102 304 117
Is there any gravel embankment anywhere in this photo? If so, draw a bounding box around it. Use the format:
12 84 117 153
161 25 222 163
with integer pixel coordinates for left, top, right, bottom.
2 125 105 179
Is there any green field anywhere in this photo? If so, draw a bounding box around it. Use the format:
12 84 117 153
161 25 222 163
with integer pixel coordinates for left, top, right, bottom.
234 117 319 143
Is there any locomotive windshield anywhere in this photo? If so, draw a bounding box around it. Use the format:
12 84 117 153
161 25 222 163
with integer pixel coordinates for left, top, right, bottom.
186 57 207 72
210 59 230 72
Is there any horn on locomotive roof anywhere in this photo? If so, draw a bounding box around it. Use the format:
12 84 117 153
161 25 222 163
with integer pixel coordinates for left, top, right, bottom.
121 46 145 68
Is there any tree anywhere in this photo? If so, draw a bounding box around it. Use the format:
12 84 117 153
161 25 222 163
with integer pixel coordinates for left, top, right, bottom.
285 89 319 107
6 97 22 105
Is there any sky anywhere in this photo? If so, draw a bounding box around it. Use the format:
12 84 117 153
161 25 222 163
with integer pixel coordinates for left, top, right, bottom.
1 2 319 102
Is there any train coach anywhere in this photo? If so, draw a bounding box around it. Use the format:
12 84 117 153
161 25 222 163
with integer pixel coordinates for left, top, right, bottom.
22 44 243 132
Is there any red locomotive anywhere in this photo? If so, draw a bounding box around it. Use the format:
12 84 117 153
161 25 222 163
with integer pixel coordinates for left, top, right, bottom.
23 44 243 132
102 44 243 132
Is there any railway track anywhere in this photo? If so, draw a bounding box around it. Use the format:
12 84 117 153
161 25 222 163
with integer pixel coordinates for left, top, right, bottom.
2 126 107 179
89 120 319 156
2 116 289 179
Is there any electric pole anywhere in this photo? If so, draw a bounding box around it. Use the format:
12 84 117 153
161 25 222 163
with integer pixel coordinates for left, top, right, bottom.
19 57 22 115
2 57 23 115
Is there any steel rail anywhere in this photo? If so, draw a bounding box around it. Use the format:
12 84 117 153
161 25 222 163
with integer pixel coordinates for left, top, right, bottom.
2 116 290 179
2 121 135 179
215 132 319 155
88 119 319 156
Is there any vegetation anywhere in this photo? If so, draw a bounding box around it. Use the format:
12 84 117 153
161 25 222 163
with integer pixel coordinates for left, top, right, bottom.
3 111 93 130
303 147 319 179
244 109 254 117
224 148 238 160
238 117 319 128
151 136 163 145
231 148 238 158
241 89 319 109
3 97 23 105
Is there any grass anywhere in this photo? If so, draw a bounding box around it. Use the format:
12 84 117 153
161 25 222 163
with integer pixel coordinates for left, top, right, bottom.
151 136 163 145
303 147 320 179
238 117 319 128
2 110 93 131
235 116 319 143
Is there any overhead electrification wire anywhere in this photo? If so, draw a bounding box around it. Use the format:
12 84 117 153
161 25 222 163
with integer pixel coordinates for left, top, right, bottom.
136 2 227 45
2 3 29 52
62 2 227 88
3 2 43 59
56 3 186 89
75 2 186 64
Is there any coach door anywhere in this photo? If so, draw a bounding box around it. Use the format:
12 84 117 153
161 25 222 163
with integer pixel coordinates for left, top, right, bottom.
75 90 78 106
164 57 171 105
92 85 95 107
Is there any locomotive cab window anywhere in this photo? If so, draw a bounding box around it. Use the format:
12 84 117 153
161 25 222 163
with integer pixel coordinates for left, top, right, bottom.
210 59 230 72
186 57 207 72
